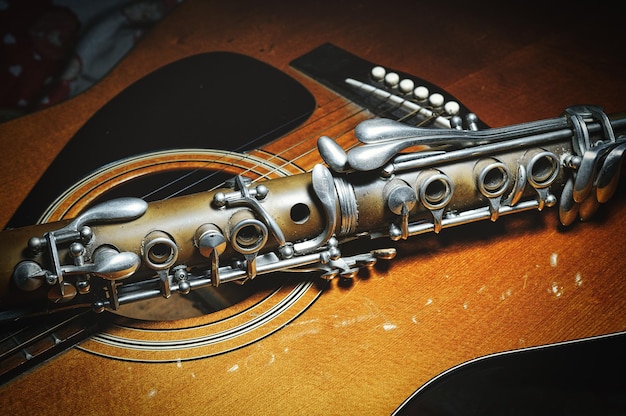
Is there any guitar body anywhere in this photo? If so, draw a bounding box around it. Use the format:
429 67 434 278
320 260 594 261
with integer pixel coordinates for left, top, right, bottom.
1 1 625 414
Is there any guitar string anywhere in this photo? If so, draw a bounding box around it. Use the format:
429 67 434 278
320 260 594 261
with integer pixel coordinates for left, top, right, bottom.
137 84 380 199
0 309 93 377
245 92 424 182
255 96 446 182
136 93 364 200
203 89 438 188
145 83 424 200
138 106 319 200
136 92 351 200
262 90 453 183
164 104 368 198
149 95 363 199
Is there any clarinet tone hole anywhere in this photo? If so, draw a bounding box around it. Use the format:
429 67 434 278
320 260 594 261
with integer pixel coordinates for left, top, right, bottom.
143 231 179 270
477 162 510 198
290 203 311 224
149 243 173 262
231 218 268 254
420 173 453 210
528 151 560 188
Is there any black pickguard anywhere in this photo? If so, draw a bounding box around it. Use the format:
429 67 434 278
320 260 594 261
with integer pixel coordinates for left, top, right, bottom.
6 52 316 229
394 331 626 415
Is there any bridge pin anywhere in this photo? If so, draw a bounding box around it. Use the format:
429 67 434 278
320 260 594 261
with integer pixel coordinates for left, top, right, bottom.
413 86 429 101
370 65 386 81
444 101 460 115
384 72 400 87
399 79 415 94
429 93 444 108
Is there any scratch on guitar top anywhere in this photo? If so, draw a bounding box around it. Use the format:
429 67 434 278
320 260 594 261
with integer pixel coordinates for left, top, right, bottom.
549 281 563 298
423 298 442 313
148 389 157 398
365 297 398 331
382 323 397 331
334 315 371 328
176 358 182 368
227 364 240 373
289 318 320 326
286 328 320 339
333 298 397 331
575 272 583 287
550 253 559 267
284 318 321 340
500 288 513 301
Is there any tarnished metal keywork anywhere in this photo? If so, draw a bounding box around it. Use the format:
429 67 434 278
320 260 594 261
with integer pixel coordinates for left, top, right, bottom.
1 105 625 320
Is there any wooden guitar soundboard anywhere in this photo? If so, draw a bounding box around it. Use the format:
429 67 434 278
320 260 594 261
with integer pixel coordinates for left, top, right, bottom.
1 1 625 414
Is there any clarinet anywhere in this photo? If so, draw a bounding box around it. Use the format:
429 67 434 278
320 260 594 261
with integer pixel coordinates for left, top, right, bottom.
1 105 625 320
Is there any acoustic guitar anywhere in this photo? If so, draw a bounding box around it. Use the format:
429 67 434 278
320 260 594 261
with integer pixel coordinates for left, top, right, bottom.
1 1 625 415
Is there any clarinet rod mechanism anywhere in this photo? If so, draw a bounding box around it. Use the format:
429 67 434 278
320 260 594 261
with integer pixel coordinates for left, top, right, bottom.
1 105 625 320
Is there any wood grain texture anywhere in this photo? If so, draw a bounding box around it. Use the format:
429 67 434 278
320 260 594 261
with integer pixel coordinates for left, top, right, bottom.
0 1 625 415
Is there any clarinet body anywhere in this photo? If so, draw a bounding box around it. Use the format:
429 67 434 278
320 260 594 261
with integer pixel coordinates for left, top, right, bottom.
1 105 625 320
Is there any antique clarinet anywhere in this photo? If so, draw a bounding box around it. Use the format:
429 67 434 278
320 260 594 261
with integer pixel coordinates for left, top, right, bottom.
1 105 625 320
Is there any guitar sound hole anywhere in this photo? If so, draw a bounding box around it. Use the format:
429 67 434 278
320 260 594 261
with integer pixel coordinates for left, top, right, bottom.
82 167 283 321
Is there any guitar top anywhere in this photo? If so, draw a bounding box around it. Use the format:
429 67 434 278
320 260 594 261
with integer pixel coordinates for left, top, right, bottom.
0 1 625 415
